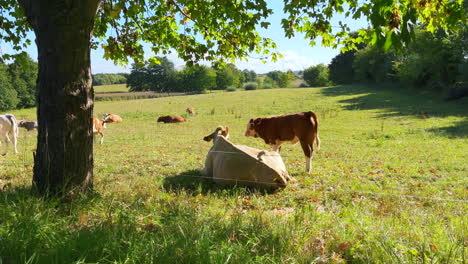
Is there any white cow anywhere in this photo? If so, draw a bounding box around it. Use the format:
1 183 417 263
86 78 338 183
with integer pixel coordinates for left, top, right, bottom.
0 114 19 155
202 126 291 189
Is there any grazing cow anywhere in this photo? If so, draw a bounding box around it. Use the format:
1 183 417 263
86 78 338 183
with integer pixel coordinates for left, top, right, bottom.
103 113 123 123
186 107 195 116
0 114 19 155
157 115 186 123
17 120 38 131
92 117 110 144
245 111 320 173
202 126 291 189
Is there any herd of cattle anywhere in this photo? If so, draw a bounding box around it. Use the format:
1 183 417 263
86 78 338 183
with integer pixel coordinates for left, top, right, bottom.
1 108 320 188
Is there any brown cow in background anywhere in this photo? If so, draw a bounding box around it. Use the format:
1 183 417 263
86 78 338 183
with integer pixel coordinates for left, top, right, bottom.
245 111 320 173
103 113 123 123
186 107 195 116
157 115 186 123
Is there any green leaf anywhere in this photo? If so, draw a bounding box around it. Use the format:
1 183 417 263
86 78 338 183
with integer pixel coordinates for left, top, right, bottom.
383 30 393 52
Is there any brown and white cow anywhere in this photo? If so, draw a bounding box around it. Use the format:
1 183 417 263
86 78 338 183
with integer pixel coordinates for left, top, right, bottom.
103 113 123 123
157 115 186 123
92 117 110 144
245 111 320 173
186 107 195 116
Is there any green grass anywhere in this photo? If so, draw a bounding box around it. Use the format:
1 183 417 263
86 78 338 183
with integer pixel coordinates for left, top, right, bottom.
94 84 129 93
1 85 467 263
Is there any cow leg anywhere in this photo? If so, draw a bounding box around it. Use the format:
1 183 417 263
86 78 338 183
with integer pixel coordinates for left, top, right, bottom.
10 130 18 154
300 141 313 173
99 133 104 144
271 144 282 153
2 135 8 156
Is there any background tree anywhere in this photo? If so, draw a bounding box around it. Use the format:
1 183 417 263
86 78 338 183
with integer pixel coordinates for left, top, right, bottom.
0 63 19 111
215 64 243 90
353 46 396 83
242 70 257 82
92 73 127 86
303 64 331 87
277 72 291 88
266 70 290 87
1 0 465 196
127 57 177 92
7 52 38 109
177 65 216 93
393 27 467 92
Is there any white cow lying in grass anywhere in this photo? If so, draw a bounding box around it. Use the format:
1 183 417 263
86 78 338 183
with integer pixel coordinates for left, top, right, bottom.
0 113 19 155
202 126 291 189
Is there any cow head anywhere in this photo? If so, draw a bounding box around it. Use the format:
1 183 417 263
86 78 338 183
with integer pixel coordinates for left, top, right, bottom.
17 120 26 127
203 126 230 142
103 113 113 123
244 118 259 137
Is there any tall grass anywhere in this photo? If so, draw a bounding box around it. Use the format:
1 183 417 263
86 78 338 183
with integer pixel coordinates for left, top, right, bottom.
1 85 467 263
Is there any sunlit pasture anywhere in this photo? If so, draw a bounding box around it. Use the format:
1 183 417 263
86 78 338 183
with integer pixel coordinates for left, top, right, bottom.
1 85 466 263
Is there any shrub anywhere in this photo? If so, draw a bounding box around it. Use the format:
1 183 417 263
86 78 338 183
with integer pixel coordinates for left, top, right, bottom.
244 82 257 90
353 46 395 83
303 64 331 87
226 86 237 92
299 82 308 88
262 83 272 89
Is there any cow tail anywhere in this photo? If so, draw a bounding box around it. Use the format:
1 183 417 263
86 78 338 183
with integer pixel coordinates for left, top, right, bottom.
308 111 320 151
5 114 19 138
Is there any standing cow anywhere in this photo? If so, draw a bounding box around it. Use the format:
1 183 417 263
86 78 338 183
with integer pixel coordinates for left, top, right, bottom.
245 111 320 173
0 114 19 155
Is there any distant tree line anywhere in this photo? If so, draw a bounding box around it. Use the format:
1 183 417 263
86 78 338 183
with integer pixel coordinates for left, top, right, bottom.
303 26 467 99
92 73 128 86
0 52 37 111
127 57 298 93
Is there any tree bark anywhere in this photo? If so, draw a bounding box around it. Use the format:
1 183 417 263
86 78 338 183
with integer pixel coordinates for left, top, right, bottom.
18 0 101 195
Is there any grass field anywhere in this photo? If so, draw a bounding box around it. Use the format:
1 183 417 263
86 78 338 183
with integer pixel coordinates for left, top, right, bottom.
94 84 129 93
1 85 467 263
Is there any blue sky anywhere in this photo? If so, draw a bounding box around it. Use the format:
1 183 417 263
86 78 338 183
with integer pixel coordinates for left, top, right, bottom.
8 2 368 74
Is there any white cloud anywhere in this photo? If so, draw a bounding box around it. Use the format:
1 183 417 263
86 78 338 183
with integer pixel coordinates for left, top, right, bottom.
234 50 315 73
90 49 324 74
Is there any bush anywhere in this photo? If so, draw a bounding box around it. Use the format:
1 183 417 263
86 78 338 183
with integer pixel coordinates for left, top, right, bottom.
303 64 331 87
226 86 237 92
299 82 308 88
244 82 257 90
353 46 395 83
262 83 272 89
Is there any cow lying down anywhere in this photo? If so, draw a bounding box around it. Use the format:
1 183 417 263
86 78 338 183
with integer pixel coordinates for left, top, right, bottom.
202 126 291 189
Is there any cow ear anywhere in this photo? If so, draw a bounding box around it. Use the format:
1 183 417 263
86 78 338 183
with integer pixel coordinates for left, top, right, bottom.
249 118 253 123
253 118 261 125
224 126 230 135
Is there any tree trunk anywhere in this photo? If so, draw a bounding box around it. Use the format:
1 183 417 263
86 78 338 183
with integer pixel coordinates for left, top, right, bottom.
19 0 101 196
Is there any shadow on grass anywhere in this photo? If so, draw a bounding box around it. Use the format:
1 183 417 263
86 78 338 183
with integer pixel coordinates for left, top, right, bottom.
161 169 279 196
426 119 468 138
321 84 468 137
0 184 286 263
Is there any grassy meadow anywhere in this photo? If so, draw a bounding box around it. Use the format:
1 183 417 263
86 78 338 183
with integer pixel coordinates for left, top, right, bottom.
1 84 467 263
94 84 129 93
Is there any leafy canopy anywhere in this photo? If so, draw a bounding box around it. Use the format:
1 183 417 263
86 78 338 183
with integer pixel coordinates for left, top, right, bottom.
1 0 466 63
